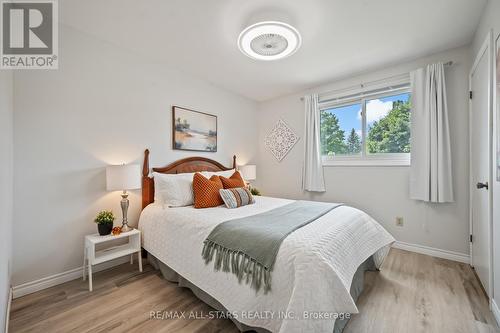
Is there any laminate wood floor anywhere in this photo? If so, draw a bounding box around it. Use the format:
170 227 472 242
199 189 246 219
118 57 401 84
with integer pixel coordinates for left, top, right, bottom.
9 248 499 333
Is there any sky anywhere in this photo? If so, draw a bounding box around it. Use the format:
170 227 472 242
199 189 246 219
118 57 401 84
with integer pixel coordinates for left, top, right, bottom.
323 92 410 137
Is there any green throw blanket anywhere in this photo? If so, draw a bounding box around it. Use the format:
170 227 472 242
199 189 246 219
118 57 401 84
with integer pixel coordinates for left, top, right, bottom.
201 200 342 292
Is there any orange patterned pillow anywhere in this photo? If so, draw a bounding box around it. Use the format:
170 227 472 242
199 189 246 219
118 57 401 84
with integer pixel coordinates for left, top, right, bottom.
220 171 246 189
193 173 224 208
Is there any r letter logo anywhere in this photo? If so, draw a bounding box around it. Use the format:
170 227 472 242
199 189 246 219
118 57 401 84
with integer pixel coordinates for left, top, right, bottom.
1 0 58 69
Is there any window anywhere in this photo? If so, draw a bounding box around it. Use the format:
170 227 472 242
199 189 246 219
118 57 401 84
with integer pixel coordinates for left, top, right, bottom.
320 89 411 166
320 102 362 156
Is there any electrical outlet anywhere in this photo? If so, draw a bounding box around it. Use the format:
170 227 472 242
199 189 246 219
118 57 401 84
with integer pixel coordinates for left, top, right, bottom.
396 217 404 227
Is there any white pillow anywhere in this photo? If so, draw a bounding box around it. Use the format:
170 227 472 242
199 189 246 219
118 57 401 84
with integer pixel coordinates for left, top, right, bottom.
153 172 195 207
201 169 236 179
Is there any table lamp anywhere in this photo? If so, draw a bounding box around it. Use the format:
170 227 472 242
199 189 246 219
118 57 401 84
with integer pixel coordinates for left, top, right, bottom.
106 164 141 232
239 164 256 187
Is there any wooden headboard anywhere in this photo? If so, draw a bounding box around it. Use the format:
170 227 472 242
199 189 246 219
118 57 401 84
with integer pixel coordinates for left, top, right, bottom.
142 149 236 209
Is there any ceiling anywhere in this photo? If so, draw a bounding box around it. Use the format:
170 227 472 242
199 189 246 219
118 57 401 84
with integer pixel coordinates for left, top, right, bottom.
61 0 486 102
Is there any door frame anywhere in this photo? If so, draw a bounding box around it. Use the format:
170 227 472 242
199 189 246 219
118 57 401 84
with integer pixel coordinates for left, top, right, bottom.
469 30 494 299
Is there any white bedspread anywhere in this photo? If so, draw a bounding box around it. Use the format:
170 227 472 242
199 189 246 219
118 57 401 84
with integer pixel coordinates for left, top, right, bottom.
139 196 394 333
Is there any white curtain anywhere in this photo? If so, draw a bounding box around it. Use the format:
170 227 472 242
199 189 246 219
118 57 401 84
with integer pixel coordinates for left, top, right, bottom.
410 63 453 203
302 94 326 192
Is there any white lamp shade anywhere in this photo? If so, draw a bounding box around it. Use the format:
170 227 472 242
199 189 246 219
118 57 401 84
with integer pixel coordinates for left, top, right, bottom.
106 164 141 191
239 165 256 181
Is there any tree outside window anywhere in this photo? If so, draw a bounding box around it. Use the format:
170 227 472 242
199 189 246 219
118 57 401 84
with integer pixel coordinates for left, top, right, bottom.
320 92 411 158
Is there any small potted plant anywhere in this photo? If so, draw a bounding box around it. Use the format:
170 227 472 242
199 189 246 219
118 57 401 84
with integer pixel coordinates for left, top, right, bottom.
250 187 261 196
94 210 115 236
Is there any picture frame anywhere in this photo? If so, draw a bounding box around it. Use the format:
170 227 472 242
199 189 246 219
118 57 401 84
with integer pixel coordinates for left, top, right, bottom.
172 106 217 152
496 34 500 181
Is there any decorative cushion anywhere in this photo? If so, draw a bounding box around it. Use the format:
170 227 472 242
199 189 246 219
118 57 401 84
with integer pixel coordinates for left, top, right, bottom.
153 172 195 207
193 173 224 208
219 187 255 209
220 171 246 189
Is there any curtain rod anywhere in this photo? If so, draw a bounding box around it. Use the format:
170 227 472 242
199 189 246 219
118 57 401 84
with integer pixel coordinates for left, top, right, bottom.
300 60 454 101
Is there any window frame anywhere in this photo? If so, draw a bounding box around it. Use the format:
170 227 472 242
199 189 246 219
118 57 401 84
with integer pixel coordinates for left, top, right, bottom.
320 86 411 167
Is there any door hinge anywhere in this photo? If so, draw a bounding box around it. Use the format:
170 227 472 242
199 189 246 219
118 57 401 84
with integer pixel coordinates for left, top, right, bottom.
470 234 473 243
469 91 473 99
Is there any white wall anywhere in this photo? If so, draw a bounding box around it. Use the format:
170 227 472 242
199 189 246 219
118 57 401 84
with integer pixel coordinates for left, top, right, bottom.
471 0 500 314
12 25 259 286
0 71 14 330
255 46 471 255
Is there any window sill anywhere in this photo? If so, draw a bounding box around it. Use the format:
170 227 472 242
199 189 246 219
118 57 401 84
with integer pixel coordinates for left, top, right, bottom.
322 154 410 167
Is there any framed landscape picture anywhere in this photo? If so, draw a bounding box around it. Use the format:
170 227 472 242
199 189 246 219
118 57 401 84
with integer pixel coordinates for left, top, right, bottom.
172 106 217 152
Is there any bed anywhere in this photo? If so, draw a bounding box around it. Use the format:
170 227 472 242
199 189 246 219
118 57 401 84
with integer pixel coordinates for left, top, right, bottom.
138 150 395 333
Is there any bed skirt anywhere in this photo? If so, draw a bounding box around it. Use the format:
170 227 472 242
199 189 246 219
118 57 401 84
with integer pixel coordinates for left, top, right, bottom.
148 253 377 333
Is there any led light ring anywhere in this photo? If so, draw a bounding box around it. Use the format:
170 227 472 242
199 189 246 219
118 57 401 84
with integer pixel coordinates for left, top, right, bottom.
238 21 302 61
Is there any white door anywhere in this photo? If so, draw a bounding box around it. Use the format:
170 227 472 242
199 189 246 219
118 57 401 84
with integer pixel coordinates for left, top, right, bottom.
470 35 492 296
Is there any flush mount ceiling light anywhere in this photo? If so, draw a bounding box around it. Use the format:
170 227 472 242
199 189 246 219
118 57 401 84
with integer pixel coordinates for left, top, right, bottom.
238 21 301 61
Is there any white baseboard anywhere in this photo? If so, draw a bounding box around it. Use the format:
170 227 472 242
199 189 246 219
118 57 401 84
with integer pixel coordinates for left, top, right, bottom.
491 299 500 327
12 256 130 299
392 241 470 264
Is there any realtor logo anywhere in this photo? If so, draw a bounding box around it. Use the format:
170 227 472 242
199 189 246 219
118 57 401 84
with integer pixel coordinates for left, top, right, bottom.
1 0 58 69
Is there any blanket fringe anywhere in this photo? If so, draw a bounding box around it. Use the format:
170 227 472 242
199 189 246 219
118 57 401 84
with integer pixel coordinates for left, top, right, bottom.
202 240 272 293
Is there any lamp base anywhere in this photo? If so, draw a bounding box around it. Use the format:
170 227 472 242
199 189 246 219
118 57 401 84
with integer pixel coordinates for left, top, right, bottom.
120 224 133 232
120 191 133 232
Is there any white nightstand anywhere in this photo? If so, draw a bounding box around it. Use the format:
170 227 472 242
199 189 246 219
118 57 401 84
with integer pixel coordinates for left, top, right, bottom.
83 229 142 291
